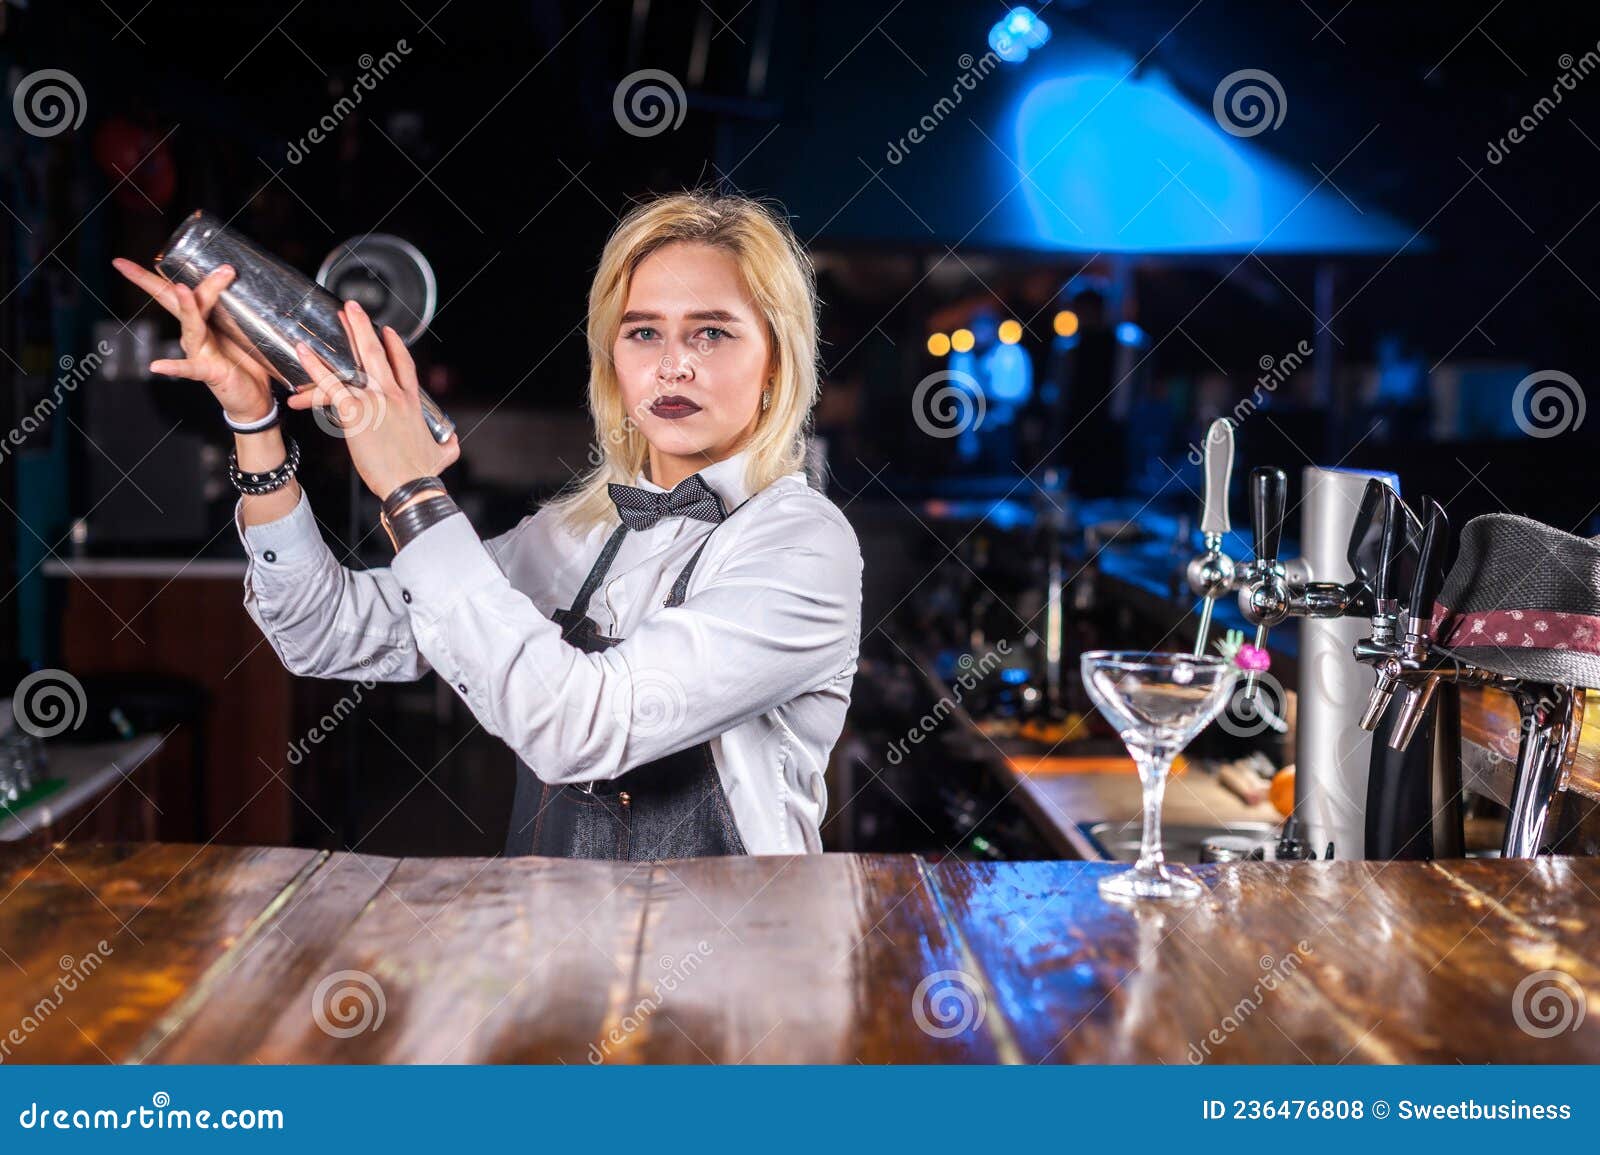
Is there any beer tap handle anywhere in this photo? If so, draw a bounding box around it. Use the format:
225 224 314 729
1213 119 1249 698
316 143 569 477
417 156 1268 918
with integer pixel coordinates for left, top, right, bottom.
1241 466 1287 698
1191 419 1235 656
1373 486 1404 615
1407 497 1449 641
1390 498 1451 752
1200 419 1233 537
1358 486 1409 732
1346 478 1387 591
1251 465 1287 573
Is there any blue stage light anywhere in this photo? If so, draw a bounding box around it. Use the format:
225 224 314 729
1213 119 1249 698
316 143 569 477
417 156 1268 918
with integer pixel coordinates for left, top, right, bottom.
1007 7 1051 48
990 7 1048 63
989 24 1031 63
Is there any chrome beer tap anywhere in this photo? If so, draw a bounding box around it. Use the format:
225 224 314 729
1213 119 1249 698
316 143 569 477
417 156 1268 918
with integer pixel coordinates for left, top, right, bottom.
1354 499 1580 857
1354 486 1415 730
1387 499 1452 751
1353 498 1465 752
1185 437 1382 705
1353 490 1465 860
1186 418 1238 657
1233 467 1380 700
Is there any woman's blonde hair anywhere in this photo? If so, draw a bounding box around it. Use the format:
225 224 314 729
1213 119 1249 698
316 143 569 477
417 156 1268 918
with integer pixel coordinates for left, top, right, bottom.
545 190 820 535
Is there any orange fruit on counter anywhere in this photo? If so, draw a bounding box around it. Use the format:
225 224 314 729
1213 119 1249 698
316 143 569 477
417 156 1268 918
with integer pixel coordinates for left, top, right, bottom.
1269 765 1296 817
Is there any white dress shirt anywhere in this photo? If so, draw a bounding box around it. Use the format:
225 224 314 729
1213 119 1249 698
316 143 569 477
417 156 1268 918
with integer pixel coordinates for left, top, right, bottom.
232 447 863 855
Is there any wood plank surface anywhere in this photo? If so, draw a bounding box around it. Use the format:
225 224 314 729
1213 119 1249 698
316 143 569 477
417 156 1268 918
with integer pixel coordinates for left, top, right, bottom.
0 842 318 1063
931 857 1600 1064
138 850 399 1062
3 844 1599 1064
195 854 658 1063
603 854 1000 1063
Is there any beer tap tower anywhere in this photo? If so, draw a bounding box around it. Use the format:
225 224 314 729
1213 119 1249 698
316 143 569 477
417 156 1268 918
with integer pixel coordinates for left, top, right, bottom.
1185 426 1448 859
1233 466 1441 859
1188 443 1587 860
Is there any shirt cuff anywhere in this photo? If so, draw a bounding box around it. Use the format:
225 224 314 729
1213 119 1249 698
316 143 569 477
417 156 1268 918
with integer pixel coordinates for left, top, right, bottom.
235 489 324 567
388 509 504 622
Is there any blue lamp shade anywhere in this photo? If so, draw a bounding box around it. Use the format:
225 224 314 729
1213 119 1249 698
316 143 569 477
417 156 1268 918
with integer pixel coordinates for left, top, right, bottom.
1011 70 1419 253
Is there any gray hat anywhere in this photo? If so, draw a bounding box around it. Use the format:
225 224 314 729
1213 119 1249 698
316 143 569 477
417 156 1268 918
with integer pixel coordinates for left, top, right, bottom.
1433 513 1600 688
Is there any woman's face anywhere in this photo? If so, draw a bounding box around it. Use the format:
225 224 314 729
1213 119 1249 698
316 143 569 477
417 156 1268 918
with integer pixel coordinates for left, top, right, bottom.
613 241 772 469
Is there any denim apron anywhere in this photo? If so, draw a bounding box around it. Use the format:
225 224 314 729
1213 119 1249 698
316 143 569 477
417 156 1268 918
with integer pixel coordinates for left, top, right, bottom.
502 507 751 860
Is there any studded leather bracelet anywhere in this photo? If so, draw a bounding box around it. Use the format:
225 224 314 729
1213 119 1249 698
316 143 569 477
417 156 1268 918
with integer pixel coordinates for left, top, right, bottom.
228 435 300 495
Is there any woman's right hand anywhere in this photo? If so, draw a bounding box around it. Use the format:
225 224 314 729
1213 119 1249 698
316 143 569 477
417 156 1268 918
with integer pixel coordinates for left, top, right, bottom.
112 258 275 423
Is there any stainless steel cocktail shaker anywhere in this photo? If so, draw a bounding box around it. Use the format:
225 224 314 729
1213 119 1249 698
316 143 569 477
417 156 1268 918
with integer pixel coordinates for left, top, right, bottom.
155 210 455 444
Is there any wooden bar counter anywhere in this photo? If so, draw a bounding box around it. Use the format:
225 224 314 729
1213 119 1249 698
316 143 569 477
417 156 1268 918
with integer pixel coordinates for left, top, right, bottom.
2 843 1598 1064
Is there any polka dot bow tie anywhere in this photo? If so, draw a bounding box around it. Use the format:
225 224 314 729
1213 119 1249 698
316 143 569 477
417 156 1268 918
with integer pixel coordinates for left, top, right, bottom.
607 473 726 530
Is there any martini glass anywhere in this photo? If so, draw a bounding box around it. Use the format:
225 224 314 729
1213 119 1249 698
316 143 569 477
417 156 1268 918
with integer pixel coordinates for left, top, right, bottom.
1081 651 1240 901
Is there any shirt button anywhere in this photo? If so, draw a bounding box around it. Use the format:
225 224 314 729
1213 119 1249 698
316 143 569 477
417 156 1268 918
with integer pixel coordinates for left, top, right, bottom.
457 682 469 694
263 550 276 563
402 590 412 603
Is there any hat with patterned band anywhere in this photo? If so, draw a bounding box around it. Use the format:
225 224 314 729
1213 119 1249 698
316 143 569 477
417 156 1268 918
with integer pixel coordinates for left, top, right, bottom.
1430 513 1600 689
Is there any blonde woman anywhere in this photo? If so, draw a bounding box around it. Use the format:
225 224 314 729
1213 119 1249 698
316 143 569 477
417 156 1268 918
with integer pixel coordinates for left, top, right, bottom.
112 191 863 859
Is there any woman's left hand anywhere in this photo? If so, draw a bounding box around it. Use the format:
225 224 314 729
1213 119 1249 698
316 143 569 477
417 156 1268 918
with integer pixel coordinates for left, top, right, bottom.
286 299 461 500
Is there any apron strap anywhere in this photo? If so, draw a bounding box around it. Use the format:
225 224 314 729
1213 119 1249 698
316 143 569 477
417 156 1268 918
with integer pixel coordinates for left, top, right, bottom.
565 523 629 618
665 536 713 609
663 494 757 609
